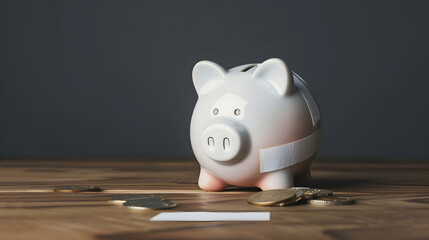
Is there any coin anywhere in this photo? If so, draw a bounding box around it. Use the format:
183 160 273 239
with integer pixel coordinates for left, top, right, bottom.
123 199 177 210
53 185 101 193
308 196 355 206
291 188 333 199
247 189 296 206
292 187 310 190
314 189 333 198
300 189 320 200
277 189 304 206
108 194 165 204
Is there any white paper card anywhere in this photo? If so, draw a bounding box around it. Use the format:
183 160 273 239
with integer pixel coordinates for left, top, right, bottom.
150 212 270 222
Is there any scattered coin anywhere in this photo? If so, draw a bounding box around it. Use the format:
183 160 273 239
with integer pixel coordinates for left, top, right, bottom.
300 189 320 200
314 189 333 198
277 189 304 206
292 187 310 190
248 187 353 208
108 194 165 204
124 199 177 210
247 189 296 206
53 185 101 193
297 189 333 200
308 196 355 206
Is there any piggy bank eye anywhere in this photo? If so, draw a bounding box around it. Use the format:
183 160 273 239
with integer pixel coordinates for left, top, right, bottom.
213 108 219 115
234 109 241 116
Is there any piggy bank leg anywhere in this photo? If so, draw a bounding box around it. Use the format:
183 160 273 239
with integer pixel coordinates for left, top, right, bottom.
294 168 312 187
198 167 228 191
256 168 294 191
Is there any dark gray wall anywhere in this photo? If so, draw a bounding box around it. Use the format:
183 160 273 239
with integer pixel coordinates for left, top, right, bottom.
1 0 428 159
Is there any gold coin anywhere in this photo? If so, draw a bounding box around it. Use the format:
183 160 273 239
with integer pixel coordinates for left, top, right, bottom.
123 199 177 210
308 196 355 206
314 189 333 198
292 187 310 190
277 189 304 206
298 189 334 199
108 194 164 204
247 189 296 206
292 188 333 199
299 189 318 200
53 185 101 193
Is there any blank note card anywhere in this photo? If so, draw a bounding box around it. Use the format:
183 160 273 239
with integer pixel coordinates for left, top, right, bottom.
150 212 270 222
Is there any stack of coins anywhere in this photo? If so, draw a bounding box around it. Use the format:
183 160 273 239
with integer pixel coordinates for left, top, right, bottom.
108 194 177 210
247 187 354 207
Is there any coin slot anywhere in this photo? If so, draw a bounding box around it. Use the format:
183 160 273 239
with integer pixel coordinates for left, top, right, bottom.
241 65 257 72
223 137 230 151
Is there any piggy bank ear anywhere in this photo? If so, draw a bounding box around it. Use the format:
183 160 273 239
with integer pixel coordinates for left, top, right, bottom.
252 58 294 96
192 60 226 96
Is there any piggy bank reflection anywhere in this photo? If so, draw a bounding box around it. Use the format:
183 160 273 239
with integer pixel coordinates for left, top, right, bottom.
190 58 322 191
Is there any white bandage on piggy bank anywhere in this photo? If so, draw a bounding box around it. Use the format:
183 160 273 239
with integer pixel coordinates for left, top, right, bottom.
190 58 322 191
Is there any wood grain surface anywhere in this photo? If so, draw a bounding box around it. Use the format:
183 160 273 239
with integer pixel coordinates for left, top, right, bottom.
0 159 428 240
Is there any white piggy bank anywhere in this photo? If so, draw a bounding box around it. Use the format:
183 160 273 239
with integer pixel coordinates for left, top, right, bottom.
190 58 322 191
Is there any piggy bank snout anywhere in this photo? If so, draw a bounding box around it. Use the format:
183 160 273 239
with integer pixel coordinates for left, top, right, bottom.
201 121 247 162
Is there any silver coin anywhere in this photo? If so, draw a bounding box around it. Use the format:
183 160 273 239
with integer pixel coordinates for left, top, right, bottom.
123 199 177 210
108 194 164 204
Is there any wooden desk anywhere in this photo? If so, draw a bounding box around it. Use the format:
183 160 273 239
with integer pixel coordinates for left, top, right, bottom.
0 159 428 239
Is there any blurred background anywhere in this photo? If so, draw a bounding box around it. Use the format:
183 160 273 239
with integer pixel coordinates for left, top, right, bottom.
0 0 428 160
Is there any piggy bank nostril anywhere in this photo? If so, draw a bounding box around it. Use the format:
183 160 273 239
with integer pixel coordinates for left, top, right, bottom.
200 122 246 162
207 137 215 148
223 137 230 151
